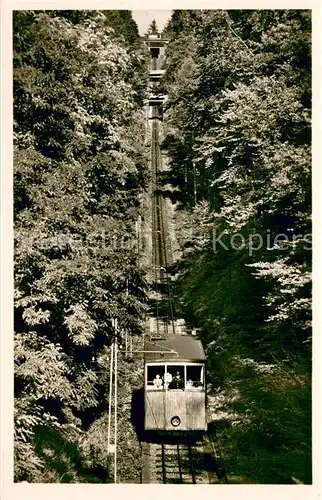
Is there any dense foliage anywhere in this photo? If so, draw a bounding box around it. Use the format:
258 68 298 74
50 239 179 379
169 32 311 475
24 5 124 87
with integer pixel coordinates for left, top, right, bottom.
13 8 312 484
162 10 311 483
14 10 149 482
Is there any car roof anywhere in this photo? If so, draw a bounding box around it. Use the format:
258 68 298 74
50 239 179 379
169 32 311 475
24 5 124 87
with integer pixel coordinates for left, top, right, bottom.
144 334 205 363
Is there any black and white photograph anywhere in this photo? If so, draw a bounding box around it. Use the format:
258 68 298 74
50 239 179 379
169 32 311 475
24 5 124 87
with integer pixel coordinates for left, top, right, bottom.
1 3 318 492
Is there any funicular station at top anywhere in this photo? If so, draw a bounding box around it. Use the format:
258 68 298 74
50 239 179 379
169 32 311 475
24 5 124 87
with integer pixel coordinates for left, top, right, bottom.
142 29 168 112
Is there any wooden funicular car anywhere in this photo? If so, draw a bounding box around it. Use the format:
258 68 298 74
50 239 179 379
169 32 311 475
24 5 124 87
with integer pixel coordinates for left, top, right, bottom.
144 335 207 434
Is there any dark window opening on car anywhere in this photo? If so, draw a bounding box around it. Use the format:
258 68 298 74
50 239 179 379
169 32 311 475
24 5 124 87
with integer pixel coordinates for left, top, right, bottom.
186 365 204 389
166 365 185 390
146 365 165 389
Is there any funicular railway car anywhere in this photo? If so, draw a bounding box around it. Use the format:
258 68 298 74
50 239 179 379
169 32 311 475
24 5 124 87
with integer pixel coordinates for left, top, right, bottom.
144 335 207 434
148 97 165 121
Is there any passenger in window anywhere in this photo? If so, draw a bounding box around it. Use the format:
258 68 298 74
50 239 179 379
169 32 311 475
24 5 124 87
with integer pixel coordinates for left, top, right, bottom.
193 380 203 387
169 371 184 390
164 371 173 388
153 374 163 389
186 379 193 388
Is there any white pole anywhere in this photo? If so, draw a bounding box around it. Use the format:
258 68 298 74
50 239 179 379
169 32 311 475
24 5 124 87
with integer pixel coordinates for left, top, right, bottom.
193 161 197 206
107 326 114 456
114 318 118 483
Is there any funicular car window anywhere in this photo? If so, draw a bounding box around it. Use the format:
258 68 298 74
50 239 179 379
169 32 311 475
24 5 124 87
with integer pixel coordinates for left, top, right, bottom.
186 365 204 389
146 365 165 389
166 365 185 390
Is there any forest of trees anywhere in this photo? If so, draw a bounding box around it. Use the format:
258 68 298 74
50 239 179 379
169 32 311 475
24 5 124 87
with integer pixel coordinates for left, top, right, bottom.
162 10 311 483
14 10 149 482
13 9 312 484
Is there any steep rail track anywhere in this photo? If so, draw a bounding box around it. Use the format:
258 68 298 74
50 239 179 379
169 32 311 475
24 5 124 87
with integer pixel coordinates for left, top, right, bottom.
141 437 228 484
151 114 175 336
142 111 229 486
142 441 201 484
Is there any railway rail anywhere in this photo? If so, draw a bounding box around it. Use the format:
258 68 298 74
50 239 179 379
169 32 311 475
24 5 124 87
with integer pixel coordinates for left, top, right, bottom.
142 106 229 486
141 437 228 484
150 113 175 337
142 441 201 484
